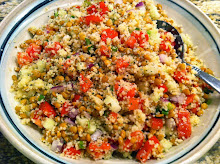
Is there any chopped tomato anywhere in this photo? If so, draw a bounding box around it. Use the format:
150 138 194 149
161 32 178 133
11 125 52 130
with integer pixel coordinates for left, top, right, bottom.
61 102 69 116
101 29 118 43
79 74 93 92
87 5 97 14
151 117 163 130
31 109 43 128
129 97 140 110
126 36 137 49
73 94 80 102
99 45 110 57
158 84 168 93
88 142 111 159
185 94 195 106
177 110 192 139
139 99 145 112
76 6 80 9
131 31 149 48
84 15 102 25
173 69 188 83
99 2 109 16
17 52 33 66
87 2 108 16
116 58 129 73
160 40 171 52
64 147 81 157
108 112 118 122
63 59 71 70
26 43 42 59
114 82 136 101
123 131 144 151
136 136 160 163
39 101 56 118
189 102 200 114
44 42 62 56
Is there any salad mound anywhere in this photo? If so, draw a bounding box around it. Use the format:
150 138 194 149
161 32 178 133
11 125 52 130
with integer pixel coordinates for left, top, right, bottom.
11 0 214 162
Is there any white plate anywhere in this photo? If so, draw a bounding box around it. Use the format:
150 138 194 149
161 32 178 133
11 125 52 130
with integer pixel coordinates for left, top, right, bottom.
0 0 219 163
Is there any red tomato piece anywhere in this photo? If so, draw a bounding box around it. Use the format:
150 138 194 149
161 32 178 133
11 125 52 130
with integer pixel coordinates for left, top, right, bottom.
99 2 109 16
127 87 136 98
44 42 62 56
108 112 117 122
88 142 111 159
151 117 163 130
39 101 56 118
79 74 93 93
173 69 188 83
129 98 140 111
87 5 97 14
31 109 43 128
99 45 110 57
84 15 102 25
116 58 129 73
64 147 81 157
73 94 80 102
185 94 195 106
61 102 69 117
177 110 192 139
101 29 118 43
158 84 168 93
160 40 171 52
17 52 33 66
189 102 200 114
76 6 80 9
26 43 42 59
136 136 160 163
126 36 137 49
123 131 144 151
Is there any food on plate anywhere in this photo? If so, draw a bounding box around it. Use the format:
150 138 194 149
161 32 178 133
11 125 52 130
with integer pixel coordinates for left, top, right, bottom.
11 0 214 162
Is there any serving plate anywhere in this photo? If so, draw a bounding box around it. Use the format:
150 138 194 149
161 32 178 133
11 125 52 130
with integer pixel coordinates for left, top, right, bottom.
0 0 219 163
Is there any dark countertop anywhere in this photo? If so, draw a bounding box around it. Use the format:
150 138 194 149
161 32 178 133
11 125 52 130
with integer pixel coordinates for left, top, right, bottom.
0 0 219 163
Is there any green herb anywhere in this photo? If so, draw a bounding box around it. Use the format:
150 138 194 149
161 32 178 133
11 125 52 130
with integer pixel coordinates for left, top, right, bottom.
110 86 113 92
167 102 173 110
135 28 140 31
104 110 110 117
54 12 59 17
88 45 94 53
205 99 212 105
156 106 161 113
78 141 86 149
38 94 45 101
162 109 169 115
111 46 118 52
147 30 151 36
67 56 70 58
84 0 91 6
85 38 91 45
71 15 75 18
203 87 213 94
87 121 90 129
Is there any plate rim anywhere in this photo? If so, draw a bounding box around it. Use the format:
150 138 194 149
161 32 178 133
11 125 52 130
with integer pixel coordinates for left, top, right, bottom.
0 0 219 164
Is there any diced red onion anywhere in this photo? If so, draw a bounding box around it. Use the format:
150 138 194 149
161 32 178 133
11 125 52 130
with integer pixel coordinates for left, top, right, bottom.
170 93 186 104
91 129 103 141
50 86 64 93
135 2 144 8
73 52 79 56
161 97 169 102
51 139 64 153
159 54 167 64
83 111 91 119
64 118 76 125
165 118 176 130
88 63 94 69
111 143 118 150
46 30 50 34
126 9 135 13
114 0 123 4
68 109 79 120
